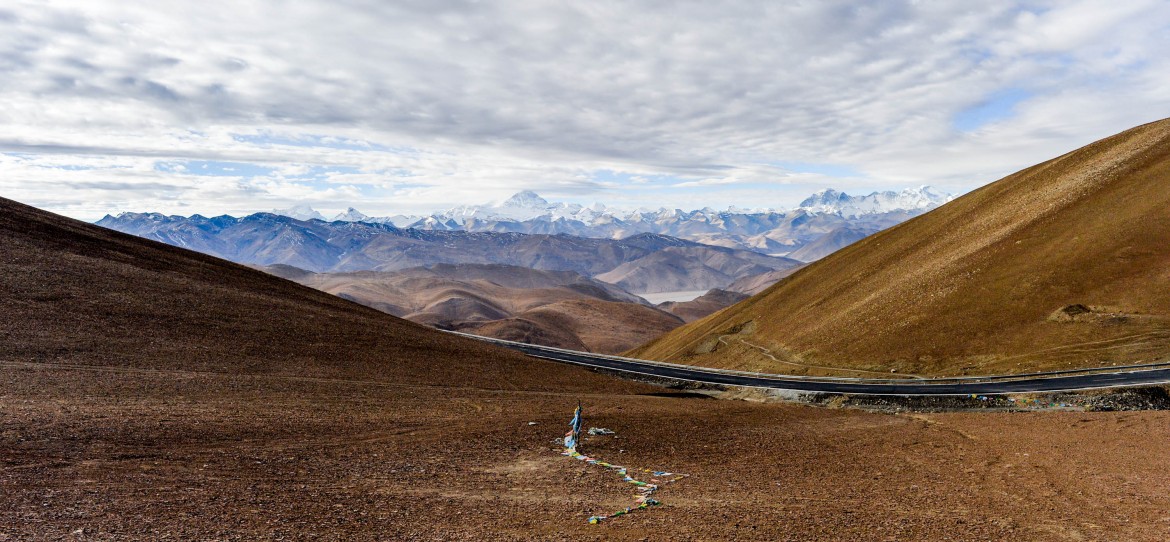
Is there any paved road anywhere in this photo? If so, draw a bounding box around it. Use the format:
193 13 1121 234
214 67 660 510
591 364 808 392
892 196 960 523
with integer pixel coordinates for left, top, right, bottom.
453 332 1170 396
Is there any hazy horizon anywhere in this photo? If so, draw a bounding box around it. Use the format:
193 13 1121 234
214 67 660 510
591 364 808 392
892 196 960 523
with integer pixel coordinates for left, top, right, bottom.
3 1 1169 220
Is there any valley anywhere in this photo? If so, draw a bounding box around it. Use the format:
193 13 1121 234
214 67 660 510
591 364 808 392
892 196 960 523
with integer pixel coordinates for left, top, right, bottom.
4 195 1169 540
264 263 686 353
93 187 943 353
7 3 1170 540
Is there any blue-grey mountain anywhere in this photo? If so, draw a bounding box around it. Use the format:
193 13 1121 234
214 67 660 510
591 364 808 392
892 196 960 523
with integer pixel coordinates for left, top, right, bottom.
96 213 802 294
274 187 953 261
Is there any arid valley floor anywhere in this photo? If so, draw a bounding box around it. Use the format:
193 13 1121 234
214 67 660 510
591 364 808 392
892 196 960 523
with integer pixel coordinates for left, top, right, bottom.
4 360 1170 540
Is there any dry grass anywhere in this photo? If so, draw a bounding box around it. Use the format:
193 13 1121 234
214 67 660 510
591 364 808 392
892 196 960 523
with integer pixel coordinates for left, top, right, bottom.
3 196 1170 540
632 117 1170 377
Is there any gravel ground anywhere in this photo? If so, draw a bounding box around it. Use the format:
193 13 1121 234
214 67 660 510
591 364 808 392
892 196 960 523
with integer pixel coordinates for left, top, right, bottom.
3 361 1168 541
4 196 1168 540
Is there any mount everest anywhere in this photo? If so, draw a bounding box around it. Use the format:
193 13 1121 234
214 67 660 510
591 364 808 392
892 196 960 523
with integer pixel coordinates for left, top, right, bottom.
272 186 952 259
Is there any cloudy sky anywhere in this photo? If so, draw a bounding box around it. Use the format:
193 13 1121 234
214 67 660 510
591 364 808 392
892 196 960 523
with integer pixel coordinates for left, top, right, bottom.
2 1 1169 219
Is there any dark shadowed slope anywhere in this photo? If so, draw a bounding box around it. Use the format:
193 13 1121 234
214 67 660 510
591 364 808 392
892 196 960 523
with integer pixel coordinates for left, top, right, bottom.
0 196 639 393
632 118 1170 377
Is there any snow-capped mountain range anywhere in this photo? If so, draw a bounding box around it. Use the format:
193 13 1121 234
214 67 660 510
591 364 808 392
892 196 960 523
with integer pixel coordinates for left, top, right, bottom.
271 186 952 258
797 186 953 218
437 190 611 223
275 204 327 222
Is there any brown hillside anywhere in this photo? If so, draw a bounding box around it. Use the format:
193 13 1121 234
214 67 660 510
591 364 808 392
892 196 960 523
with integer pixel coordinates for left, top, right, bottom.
594 245 801 294
5 197 1170 539
0 196 634 392
632 118 1170 376
270 264 675 353
474 299 685 354
468 317 591 351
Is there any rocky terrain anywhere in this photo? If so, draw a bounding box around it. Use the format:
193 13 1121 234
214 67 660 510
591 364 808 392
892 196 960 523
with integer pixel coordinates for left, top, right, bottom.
633 118 1170 378
4 195 1170 540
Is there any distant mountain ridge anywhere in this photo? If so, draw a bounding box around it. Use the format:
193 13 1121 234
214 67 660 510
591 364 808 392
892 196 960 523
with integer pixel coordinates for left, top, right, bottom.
797 186 953 218
268 186 952 260
95 213 802 293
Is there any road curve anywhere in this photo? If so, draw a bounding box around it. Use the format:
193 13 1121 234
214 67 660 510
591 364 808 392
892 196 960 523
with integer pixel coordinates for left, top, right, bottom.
451 332 1170 396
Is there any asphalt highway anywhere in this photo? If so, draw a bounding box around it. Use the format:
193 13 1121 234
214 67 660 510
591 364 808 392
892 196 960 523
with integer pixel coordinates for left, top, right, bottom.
452 332 1170 396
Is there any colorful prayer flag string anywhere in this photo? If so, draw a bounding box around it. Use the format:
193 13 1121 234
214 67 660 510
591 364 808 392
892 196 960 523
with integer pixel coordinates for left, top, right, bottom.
561 404 688 524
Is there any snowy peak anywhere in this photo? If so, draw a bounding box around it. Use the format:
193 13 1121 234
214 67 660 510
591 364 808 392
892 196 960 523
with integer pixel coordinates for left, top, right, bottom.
332 207 369 222
255 186 951 252
385 214 424 228
799 186 952 217
438 190 597 222
501 190 550 209
273 204 326 222
798 189 848 208
490 191 558 221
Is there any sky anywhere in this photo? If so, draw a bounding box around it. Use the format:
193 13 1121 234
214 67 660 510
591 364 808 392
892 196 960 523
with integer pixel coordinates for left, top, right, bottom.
2 1 1169 220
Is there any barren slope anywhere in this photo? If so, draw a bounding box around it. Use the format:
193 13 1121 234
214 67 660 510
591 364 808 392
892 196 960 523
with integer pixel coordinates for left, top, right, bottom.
725 265 807 295
269 263 676 352
632 118 1170 376
4 195 1170 540
0 196 630 392
471 299 685 354
465 317 592 351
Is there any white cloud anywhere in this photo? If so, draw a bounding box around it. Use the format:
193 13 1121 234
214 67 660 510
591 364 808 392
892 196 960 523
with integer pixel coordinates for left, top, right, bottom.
0 0 1168 219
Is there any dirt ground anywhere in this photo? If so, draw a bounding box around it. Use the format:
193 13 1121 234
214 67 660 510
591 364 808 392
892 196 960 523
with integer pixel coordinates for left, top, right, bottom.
3 195 1168 540
4 361 1168 541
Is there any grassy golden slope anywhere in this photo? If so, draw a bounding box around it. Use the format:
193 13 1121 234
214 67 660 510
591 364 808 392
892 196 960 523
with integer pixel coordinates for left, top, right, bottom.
631 118 1170 376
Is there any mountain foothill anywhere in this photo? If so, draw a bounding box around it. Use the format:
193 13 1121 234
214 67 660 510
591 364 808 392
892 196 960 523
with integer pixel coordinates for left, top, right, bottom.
95 187 945 351
6 122 1170 539
262 263 687 354
633 118 1170 378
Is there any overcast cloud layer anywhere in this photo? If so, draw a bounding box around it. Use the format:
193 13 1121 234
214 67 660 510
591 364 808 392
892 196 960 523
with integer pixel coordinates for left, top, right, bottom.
2 0 1169 219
